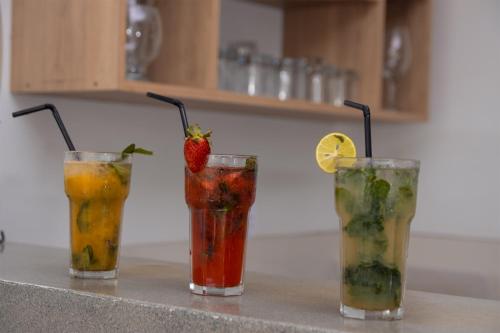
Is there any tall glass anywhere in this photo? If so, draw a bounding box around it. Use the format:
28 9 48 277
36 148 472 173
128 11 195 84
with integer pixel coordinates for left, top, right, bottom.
335 158 419 320
307 58 325 103
64 152 132 279
125 0 162 81
185 154 257 296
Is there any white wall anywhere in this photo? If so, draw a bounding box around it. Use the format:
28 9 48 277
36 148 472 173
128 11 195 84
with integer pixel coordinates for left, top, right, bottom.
0 0 499 248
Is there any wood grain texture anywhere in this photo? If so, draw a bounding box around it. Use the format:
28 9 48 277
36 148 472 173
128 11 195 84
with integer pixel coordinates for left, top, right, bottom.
385 0 431 119
247 0 381 8
147 0 220 89
10 0 430 121
11 0 123 92
283 1 386 112
22 79 424 122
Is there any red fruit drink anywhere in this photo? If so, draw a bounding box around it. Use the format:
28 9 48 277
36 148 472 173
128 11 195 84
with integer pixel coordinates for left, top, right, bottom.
185 154 257 296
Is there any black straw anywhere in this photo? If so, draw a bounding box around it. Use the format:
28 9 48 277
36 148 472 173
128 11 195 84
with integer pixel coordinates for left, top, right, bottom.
344 100 372 158
12 104 76 151
146 92 189 137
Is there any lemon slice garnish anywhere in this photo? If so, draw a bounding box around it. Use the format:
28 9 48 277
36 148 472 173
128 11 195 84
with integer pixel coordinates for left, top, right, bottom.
315 133 357 173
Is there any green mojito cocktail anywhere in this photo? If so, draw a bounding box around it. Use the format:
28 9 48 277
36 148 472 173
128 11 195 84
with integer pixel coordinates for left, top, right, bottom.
315 100 420 320
335 158 419 319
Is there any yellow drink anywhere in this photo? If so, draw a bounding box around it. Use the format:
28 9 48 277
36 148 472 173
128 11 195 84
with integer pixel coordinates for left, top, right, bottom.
335 158 419 320
64 152 131 279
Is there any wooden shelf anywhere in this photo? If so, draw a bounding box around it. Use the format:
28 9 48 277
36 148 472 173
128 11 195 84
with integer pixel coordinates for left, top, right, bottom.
247 0 383 8
11 0 431 123
38 80 423 122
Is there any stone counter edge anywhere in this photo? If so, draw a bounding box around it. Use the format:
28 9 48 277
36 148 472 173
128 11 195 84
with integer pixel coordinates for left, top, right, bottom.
0 280 337 333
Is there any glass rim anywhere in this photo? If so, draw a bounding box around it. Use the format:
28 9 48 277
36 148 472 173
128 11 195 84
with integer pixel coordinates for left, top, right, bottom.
208 153 257 159
334 157 419 169
202 154 258 168
64 151 131 163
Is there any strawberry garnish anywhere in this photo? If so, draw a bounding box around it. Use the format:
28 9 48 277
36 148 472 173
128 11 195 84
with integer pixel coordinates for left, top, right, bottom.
184 124 212 173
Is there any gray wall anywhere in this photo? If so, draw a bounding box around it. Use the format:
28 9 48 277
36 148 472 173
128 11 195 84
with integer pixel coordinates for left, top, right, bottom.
0 0 499 247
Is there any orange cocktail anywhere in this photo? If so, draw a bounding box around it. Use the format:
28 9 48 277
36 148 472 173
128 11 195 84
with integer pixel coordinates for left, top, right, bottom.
64 151 131 279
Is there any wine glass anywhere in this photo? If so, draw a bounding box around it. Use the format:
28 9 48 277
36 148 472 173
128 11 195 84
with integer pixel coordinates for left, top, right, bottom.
125 0 162 81
383 26 412 110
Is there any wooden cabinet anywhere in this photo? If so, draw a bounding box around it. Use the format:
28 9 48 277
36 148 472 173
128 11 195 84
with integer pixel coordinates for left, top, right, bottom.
11 0 431 122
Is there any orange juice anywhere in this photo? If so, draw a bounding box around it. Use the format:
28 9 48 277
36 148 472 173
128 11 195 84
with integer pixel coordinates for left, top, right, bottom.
64 152 131 279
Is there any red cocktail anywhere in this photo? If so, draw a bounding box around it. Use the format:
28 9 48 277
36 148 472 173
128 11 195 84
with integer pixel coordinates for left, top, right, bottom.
185 154 257 296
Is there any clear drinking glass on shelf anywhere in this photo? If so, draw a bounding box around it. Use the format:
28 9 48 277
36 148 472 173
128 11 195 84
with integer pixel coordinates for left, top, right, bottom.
64 152 132 279
326 68 359 107
383 25 412 110
218 48 230 90
125 0 162 81
219 47 242 93
324 65 341 106
278 58 295 101
247 55 272 97
307 58 325 103
335 158 419 320
227 41 257 59
293 58 308 100
345 70 359 103
263 55 280 98
231 53 250 94
185 155 257 296
226 42 257 94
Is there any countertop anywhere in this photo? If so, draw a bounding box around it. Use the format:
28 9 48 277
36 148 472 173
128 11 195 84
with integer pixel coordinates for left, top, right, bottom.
123 231 500 300
1 242 500 332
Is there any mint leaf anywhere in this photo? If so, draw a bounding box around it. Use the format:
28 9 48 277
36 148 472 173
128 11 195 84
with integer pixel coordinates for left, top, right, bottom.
344 260 402 307
398 185 413 199
83 245 94 262
218 182 229 194
79 245 95 269
73 244 96 269
342 172 391 258
363 167 376 182
109 163 130 185
132 147 153 155
344 213 384 237
245 156 257 171
203 243 216 258
369 178 390 212
77 201 91 232
392 184 417 221
340 169 365 184
370 179 391 202
335 187 355 214
121 143 153 159
122 143 136 155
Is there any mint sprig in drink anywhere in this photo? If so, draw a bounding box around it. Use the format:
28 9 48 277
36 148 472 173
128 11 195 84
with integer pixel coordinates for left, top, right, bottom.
65 145 152 279
336 158 419 319
12 103 152 280
316 100 420 320
147 92 258 296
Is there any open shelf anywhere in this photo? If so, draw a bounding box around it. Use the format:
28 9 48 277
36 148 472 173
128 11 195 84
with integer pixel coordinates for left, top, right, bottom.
247 0 383 8
11 0 430 122
54 80 424 122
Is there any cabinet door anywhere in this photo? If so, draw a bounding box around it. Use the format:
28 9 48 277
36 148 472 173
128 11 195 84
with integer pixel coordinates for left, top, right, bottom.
11 0 124 91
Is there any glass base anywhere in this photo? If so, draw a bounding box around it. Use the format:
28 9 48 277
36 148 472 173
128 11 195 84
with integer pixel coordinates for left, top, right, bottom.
190 283 243 296
69 268 118 280
126 71 147 81
340 303 404 320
